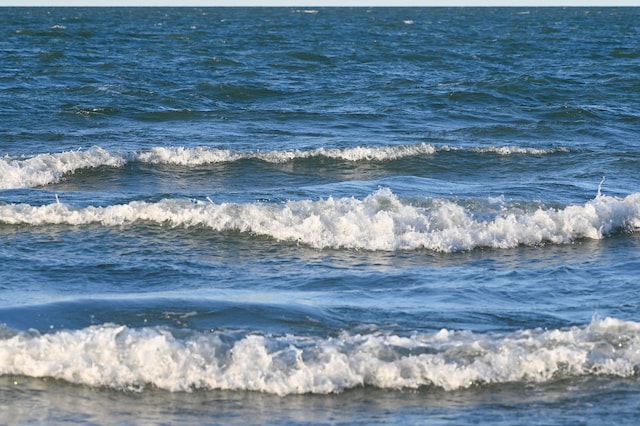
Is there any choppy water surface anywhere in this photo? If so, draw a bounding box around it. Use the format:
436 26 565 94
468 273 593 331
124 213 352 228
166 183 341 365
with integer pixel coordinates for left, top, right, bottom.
1 7 640 425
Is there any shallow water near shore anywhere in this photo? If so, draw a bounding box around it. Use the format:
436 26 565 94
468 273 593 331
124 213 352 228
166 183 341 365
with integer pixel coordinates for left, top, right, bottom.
1 6 640 424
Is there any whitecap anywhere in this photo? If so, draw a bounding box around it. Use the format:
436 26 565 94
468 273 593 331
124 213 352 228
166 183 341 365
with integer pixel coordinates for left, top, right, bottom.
0 147 126 190
1 317 638 394
1 189 638 252
135 143 438 166
0 144 568 190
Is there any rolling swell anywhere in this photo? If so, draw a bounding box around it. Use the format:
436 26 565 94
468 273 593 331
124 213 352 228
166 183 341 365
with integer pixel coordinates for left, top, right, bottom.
0 143 569 190
1 189 638 253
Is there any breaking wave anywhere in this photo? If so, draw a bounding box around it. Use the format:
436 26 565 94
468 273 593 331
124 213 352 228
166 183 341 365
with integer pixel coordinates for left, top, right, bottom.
1 189 638 252
0 147 126 190
0 144 567 190
1 317 638 395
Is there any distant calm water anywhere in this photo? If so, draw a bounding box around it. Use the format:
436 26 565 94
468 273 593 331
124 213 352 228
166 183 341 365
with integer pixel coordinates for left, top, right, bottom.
1 7 640 424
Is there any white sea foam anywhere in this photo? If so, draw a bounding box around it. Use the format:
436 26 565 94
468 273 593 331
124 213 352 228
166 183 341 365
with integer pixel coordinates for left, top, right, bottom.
136 146 245 165
471 146 569 155
136 143 438 166
0 147 126 190
0 144 566 190
440 145 569 155
134 143 565 165
1 317 638 394
1 189 638 252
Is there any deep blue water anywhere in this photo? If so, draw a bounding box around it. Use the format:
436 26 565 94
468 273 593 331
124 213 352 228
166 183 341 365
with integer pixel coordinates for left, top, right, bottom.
1 7 640 425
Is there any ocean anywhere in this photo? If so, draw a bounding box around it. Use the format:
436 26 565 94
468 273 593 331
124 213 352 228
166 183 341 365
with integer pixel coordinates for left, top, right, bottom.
1 6 639 425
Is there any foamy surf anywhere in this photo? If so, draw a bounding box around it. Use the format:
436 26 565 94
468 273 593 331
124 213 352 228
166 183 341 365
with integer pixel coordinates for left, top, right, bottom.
1 189 638 252
136 144 569 165
0 144 566 190
136 143 439 165
1 317 638 395
0 147 126 190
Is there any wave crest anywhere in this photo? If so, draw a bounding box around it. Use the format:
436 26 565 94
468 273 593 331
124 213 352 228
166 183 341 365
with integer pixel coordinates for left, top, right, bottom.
1 317 638 394
136 143 438 165
0 147 125 190
0 144 565 189
1 189 638 252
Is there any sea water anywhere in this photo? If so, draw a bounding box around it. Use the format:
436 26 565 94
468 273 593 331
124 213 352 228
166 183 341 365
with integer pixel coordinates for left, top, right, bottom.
1 7 640 425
